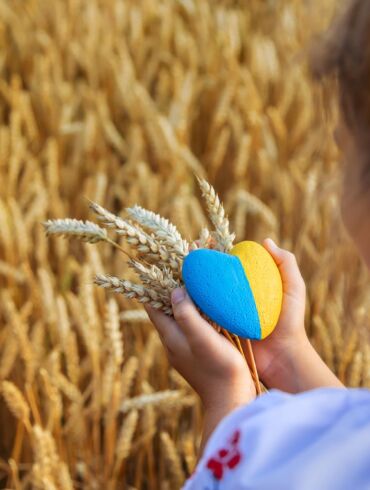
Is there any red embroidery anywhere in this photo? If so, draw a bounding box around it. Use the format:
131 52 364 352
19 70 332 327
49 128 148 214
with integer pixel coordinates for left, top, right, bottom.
207 458 224 480
206 429 242 480
231 430 240 446
227 453 241 469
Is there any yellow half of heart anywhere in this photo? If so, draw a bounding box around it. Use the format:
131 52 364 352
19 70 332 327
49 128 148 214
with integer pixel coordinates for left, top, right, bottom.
230 241 283 339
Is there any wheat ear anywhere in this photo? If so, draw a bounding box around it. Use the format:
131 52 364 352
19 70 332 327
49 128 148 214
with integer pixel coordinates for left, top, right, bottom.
89 201 178 267
113 409 139 478
95 274 173 315
43 218 133 258
128 259 180 291
160 432 185 488
120 390 184 412
126 205 189 255
1 381 31 431
43 219 108 244
104 298 124 367
196 177 235 252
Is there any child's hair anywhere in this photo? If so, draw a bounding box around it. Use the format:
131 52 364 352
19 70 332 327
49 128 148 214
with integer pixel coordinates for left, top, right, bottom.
310 0 370 141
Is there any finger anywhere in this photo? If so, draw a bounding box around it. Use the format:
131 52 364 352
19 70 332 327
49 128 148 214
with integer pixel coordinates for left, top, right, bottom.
263 238 305 294
144 305 187 352
171 288 223 348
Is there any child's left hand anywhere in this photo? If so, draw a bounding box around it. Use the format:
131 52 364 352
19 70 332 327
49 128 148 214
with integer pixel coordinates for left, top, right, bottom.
145 288 256 448
248 238 343 393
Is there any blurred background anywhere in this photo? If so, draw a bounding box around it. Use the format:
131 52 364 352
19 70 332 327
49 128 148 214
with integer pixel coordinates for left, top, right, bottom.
0 0 369 488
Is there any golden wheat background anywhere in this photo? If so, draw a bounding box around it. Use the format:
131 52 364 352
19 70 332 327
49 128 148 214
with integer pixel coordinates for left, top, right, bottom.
0 0 369 488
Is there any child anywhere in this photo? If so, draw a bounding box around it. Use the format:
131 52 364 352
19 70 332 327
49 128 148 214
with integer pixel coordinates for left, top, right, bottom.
145 1 370 488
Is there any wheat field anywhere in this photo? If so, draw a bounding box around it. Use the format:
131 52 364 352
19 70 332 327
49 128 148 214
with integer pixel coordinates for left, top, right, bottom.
0 0 369 488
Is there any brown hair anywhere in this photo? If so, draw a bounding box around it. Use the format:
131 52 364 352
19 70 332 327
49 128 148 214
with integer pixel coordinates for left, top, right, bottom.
311 0 370 138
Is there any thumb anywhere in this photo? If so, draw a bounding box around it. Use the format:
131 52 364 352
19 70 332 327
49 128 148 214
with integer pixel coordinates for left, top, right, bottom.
171 287 216 342
263 238 305 296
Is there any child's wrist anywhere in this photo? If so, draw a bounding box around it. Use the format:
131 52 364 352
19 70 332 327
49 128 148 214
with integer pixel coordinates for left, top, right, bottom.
200 385 254 454
202 377 256 414
264 332 343 393
261 329 312 391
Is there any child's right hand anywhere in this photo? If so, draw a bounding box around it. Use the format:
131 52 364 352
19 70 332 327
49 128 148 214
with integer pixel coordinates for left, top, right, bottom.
144 289 255 410
248 238 343 393
145 289 256 451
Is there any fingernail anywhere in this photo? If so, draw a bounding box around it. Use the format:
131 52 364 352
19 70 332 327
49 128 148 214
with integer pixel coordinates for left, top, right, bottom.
171 287 186 305
266 238 277 249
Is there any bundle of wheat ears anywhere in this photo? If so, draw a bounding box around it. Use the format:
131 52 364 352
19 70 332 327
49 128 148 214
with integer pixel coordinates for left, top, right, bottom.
44 176 262 393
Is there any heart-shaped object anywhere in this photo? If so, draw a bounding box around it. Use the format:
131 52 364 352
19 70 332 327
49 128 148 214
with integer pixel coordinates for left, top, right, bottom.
182 241 283 339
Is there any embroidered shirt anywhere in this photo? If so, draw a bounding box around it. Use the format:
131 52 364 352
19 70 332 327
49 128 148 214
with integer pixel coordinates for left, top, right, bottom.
183 388 370 490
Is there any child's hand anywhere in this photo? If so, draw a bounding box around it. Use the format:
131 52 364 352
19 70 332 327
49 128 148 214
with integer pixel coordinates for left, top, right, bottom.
249 238 307 382
145 289 256 411
249 238 343 393
145 290 256 451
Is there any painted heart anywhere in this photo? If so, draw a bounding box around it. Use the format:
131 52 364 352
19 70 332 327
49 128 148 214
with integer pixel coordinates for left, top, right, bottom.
182 241 283 340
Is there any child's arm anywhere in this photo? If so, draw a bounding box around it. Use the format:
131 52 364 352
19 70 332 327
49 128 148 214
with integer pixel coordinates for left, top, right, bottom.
145 289 256 451
250 238 343 393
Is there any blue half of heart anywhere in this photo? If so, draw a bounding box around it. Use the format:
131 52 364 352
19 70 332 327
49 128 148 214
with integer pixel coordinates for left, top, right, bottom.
182 249 261 339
